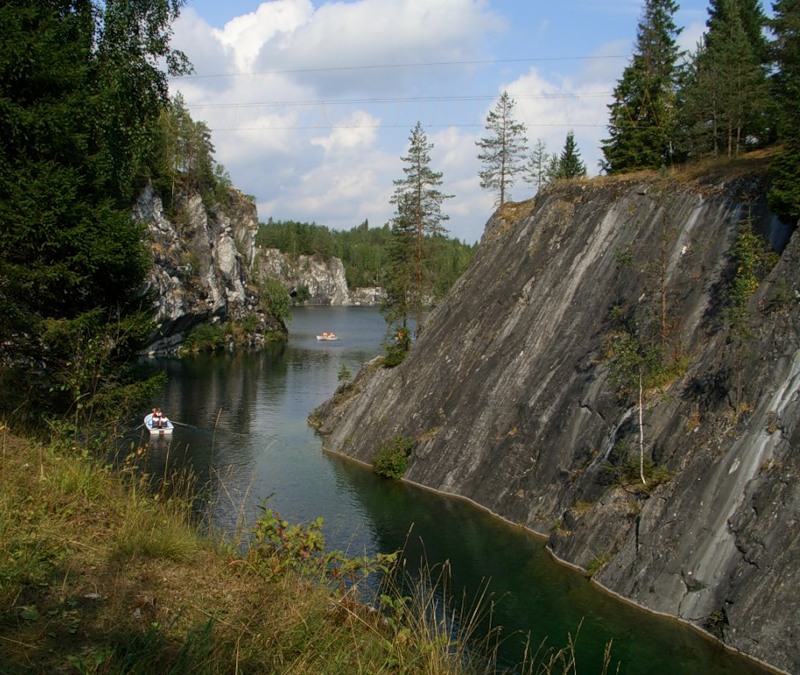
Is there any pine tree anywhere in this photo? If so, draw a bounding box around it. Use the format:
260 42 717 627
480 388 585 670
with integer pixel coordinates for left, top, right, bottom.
601 0 683 173
679 0 771 159
524 139 553 194
553 131 588 179
383 122 452 336
768 0 800 223
476 91 528 205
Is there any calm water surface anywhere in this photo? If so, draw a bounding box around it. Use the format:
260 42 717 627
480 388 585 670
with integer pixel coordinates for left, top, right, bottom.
139 306 772 675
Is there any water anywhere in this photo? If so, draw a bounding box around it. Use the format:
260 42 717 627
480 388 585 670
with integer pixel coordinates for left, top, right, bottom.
137 306 772 675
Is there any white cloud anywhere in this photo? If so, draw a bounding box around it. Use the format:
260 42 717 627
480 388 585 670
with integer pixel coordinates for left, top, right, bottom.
169 0 506 242
215 0 315 73
311 111 380 153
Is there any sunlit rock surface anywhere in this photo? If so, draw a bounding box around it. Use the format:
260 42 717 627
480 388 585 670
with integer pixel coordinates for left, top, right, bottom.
313 162 800 673
135 184 284 353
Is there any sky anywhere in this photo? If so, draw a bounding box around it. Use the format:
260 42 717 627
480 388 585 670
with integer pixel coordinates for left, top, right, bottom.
168 0 714 244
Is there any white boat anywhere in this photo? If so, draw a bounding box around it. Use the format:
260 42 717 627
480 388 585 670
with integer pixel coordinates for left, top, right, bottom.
316 332 339 341
144 412 174 436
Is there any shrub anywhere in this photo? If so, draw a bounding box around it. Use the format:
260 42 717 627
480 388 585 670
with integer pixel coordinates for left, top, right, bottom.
260 275 290 321
382 327 411 368
372 435 414 479
181 322 226 353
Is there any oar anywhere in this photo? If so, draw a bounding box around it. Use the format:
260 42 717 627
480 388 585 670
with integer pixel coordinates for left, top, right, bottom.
169 420 195 429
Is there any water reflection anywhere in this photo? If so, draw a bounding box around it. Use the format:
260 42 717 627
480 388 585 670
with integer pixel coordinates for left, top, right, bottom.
134 307 772 675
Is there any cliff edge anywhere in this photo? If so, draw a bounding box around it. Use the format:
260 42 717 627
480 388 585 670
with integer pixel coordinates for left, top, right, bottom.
312 158 800 673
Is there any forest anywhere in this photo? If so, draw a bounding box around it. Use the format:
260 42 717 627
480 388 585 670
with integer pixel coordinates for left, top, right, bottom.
256 218 477 296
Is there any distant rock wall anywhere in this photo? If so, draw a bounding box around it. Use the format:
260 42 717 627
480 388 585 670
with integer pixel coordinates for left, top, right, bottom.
255 248 385 306
312 165 800 673
135 184 285 353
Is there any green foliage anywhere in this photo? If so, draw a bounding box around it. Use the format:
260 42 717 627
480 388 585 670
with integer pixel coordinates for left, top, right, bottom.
767 1 800 223
476 91 529 205
551 131 588 179
384 122 453 332
725 219 778 327
256 218 476 298
150 94 233 212
677 2 771 161
259 275 291 321
0 0 188 434
601 0 683 173
292 284 311 304
382 326 412 368
586 553 611 578
248 504 396 584
337 363 352 383
524 138 554 194
181 323 227 353
604 439 673 492
372 435 414 479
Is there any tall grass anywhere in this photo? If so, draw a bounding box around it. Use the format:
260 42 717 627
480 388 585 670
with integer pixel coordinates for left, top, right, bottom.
0 424 612 674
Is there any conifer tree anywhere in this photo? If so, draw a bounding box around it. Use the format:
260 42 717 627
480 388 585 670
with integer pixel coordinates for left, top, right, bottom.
476 91 528 205
552 131 588 179
524 139 553 194
679 0 771 158
383 122 452 336
0 0 189 425
601 0 682 173
706 0 769 59
768 0 800 223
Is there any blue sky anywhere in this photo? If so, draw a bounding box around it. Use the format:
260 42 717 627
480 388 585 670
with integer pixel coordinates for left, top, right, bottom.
169 0 714 243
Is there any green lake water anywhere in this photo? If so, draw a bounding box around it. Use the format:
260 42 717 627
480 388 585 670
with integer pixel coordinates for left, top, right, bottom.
137 306 774 674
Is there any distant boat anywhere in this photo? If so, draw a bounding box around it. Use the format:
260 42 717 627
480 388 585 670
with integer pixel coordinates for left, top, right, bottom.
316 332 339 341
144 412 174 436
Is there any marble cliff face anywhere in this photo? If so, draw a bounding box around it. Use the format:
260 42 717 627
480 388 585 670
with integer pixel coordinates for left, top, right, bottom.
313 163 800 674
134 184 283 353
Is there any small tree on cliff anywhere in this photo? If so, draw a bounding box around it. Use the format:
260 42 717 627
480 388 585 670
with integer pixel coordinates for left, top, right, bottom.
551 131 587 179
476 91 528 205
524 139 553 194
383 122 452 338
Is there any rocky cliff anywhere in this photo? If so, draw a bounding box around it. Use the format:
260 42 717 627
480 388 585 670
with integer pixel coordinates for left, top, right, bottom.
255 248 384 306
135 184 284 353
312 159 800 673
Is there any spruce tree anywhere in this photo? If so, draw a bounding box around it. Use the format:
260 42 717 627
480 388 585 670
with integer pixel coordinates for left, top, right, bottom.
768 0 800 223
601 0 682 173
706 0 769 59
476 91 528 205
384 122 452 336
553 131 588 179
679 0 771 158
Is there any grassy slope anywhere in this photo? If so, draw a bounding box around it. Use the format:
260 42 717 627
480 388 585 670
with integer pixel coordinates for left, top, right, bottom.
0 427 431 673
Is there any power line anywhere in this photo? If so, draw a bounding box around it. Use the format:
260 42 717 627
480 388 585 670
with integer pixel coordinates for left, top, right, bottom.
174 54 630 80
189 92 611 110
210 122 607 131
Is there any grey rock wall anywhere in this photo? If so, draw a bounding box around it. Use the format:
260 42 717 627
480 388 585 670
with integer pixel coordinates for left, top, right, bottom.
135 184 284 353
312 167 800 673
255 248 385 306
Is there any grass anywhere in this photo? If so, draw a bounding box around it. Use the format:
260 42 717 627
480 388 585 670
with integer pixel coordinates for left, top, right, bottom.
0 424 609 674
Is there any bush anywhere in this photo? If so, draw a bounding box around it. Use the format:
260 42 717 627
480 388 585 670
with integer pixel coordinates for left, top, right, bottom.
260 275 290 321
372 435 414 479
181 322 226 353
382 327 411 368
